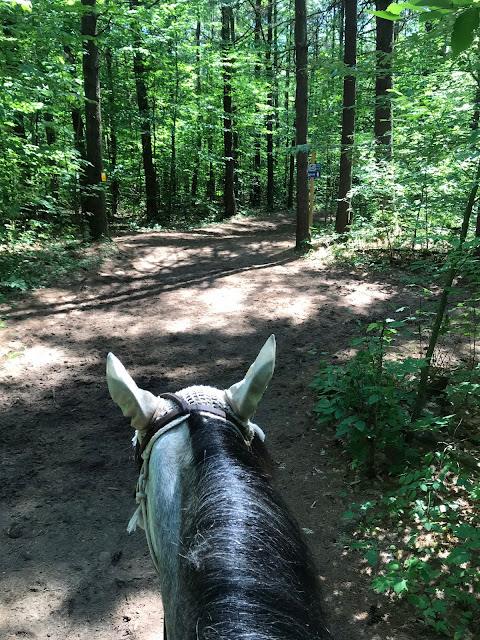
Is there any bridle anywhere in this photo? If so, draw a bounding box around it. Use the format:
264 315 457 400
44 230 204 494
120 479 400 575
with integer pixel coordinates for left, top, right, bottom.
128 392 252 575
137 392 249 459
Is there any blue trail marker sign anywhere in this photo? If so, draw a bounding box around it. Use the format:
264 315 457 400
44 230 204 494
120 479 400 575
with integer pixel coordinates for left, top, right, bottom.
308 163 322 179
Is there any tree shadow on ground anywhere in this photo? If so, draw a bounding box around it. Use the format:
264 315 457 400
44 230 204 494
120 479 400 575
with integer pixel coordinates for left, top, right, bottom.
0 216 426 640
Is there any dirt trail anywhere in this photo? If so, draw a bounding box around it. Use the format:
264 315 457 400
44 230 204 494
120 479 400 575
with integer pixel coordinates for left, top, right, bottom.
1 214 425 640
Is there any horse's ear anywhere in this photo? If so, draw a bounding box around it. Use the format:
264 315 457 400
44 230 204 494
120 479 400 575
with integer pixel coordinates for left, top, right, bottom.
106 353 159 431
226 335 276 422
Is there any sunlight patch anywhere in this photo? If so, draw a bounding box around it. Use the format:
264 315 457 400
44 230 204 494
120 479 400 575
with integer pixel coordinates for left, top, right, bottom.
167 318 192 333
343 288 386 310
200 287 244 313
111 588 164 640
22 345 64 367
276 295 312 324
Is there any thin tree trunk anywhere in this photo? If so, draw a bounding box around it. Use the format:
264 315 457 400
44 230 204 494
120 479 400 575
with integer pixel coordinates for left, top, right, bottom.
168 42 179 218
81 0 109 239
105 46 120 221
288 136 295 209
374 0 394 162
65 46 88 223
191 20 202 201
472 84 480 246
335 0 357 234
130 0 159 224
44 113 59 200
266 0 274 209
251 0 262 207
295 0 309 248
206 135 216 200
221 4 237 219
285 17 294 209
411 158 480 422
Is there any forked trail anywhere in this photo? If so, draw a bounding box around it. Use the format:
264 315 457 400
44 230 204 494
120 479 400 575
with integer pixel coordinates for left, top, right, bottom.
1 215 419 640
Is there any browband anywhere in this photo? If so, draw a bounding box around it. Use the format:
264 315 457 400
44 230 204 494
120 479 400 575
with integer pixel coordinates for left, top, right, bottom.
137 392 247 457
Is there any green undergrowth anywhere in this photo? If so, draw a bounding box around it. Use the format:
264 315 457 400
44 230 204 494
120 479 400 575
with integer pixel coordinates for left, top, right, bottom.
0 235 116 302
310 223 469 272
312 307 480 638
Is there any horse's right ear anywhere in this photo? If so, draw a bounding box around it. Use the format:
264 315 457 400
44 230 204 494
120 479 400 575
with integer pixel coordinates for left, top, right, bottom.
106 353 159 431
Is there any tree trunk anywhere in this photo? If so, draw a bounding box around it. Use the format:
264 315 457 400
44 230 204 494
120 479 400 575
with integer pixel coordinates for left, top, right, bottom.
472 85 480 246
284 19 294 209
251 0 262 207
206 135 216 200
266 0 274 209
411 159 480 423
130 0 159 224
335 0 357 234
105 46 120 221
81 0 109 240
295 0 309 249
191 20 202 201
64 46 88 223
374 0 394 162
221 4 237 219
44 113 59 200
168 43 179 218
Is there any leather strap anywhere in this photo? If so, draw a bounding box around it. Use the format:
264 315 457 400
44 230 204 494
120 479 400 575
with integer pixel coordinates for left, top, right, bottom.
137 392 246 457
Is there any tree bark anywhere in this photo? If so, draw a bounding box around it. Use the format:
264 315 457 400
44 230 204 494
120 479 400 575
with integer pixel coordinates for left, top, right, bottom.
130 0 159 224
64 46 88 223
221 4 237 219
81 0 109 239
191 20 202 201
44 113 59 200
266 0 274 209
374 0 394 162
251 0 262 207
335 0 357 234
294 0 309 248
105 46 120 221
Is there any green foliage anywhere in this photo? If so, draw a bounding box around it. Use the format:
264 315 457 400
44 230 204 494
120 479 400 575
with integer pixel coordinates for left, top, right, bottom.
313 279 480 637
0 232 116 301
311 317 423 473
346 456 480 637
372 0 480 57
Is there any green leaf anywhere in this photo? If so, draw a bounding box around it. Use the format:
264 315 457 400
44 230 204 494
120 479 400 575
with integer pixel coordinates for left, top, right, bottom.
365 548 379 565
431 599 447 613
419 8 455 20
393 578 409 594
408 593 430 609
454 523 477 539
451 8 480 56
336 423 352 437
413 0 454 6
354 420 367 432
372 10 402 20
446 548 471 565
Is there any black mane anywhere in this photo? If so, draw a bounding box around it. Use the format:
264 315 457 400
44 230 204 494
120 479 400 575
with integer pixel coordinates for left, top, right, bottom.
177 411 329 640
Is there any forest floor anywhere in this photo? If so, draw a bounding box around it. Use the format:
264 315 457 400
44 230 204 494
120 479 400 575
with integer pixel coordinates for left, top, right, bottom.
0 213 435 640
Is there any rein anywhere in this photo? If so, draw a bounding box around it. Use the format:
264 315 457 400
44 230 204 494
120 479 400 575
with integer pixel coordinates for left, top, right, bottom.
128 392 251 575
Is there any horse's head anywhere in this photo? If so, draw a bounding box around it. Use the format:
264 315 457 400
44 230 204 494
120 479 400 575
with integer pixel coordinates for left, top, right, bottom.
105 335 276 442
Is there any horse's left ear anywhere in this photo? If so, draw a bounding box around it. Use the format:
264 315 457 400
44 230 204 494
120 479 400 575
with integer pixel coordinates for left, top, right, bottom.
106 353 159 431
226 335 276 422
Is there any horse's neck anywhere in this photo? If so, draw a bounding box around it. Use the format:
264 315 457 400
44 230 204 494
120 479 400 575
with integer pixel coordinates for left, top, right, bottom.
146 422 194 637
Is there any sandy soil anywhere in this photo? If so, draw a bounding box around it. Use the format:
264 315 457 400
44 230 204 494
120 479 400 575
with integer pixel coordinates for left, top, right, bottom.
0 214 432 640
